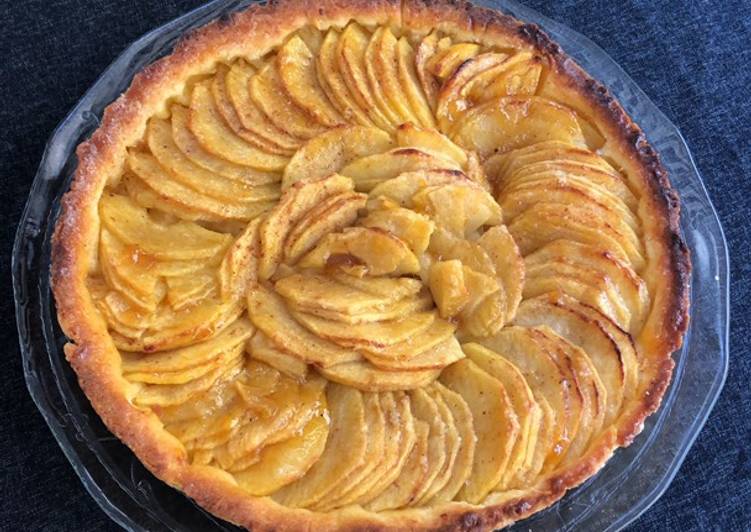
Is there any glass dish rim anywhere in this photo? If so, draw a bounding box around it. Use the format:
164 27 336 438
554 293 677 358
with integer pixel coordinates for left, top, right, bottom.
12 0 730 530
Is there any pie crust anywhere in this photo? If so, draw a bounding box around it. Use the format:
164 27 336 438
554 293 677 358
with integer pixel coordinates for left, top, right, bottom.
51 0 691 530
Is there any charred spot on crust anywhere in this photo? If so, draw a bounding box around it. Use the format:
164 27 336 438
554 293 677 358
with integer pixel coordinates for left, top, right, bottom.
457 511 483 530
216 11 234 26
518 23 561 56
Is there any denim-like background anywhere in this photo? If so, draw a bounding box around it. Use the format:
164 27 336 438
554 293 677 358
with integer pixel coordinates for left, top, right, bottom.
1 1 749 530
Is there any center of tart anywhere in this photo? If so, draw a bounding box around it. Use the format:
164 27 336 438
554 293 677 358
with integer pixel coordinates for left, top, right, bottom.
239 124 525 391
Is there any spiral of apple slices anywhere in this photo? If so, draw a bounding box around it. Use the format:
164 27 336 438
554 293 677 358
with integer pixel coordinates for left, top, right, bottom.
240 169 524 391
83 16 668 519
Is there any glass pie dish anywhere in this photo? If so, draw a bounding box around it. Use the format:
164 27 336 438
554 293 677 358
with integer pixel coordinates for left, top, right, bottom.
12 0 729 530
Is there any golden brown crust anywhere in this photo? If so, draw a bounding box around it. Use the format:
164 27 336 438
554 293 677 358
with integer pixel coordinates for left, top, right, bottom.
51 0 691 529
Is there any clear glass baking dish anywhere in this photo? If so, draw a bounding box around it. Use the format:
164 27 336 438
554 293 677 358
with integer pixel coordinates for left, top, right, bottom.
12 0 729 530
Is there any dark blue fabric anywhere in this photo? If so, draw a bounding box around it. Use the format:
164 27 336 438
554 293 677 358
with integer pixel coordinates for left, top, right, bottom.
1 1 749 530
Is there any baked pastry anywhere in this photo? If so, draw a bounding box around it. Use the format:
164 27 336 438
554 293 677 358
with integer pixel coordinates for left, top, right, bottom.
51 0 691 529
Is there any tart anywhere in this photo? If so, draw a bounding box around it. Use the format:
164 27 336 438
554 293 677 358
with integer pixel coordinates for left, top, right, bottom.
51 0 691 530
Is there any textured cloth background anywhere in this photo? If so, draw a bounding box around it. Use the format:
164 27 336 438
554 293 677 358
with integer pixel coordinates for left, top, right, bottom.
1 1 749 530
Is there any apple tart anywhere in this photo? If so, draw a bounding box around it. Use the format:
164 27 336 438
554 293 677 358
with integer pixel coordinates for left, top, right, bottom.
52 0 690 529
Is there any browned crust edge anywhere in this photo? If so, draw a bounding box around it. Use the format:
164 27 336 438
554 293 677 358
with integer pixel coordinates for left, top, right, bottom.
50 0 691 530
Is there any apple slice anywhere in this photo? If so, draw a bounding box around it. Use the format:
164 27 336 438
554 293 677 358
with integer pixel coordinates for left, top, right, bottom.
534 327 607 467
282 125 393 190
495 161 638 213
513 292 637 426
395 122 468 167
248 331 308 379
90 284 150 334
340 147 461 191
122 318 252 379
370 27 419 125
211 367 326 471
425 383 476 504
411 182 502 237
224 61 301 152
477 226 525 323
471 51 543 102
133 345 244 406
292 310 435 349
234 413 329 496
452 96 587 157
321 393 407 509
459 287 507 339
429 260 471 318
364 27 404 127
366 419 430 511
258 174 354 279
500 173 639 231
189 82 289 170
428 228 496 275
317 29 375 127
414 32 444 110
164 271 216 311
318 361 440 392
367 169 466 208
146 125 279 204
486 140 616 179
123 173 234 224
275 272 421 317
283 191 367 264
99 193 231 261
277 35 343 128
247 283 360 367
566 299 640 419
330 272 423 297
468 326 576 472
273 384 367 508
363 329 465 372
525 239 649 333
99 229 162 306
148 118 281 203
358 316 454 357
337 23 395 130
407 388 448 505
212 64 294 155
97 262 159 316
508 202 645 270
440 358 519 503
361 207 435 256
523 261 632 330
428 259 500 333
249 63 328 140
111 296 245 353
169 105 279 184
288 292 433 325
524 396 556 484
312 392 386 511
158 379 246 447
435 52 510 129
426 42 482 78
128 150 277 221
414 387 461 504
462 342 542 489
298 227 420 276
355 392 417 505
218 217 261 301
396 37 436 128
